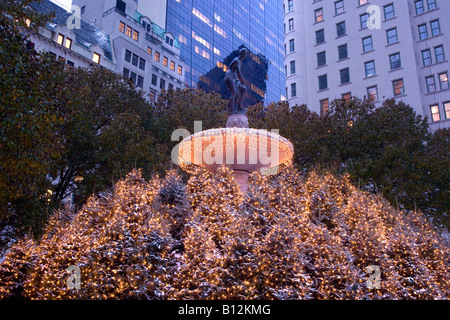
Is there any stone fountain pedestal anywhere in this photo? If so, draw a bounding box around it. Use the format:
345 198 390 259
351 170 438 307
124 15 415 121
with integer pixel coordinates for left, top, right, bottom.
226 113 250 192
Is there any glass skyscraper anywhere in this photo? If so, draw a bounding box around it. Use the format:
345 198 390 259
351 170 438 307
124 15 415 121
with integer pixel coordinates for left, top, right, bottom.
164 0 285 104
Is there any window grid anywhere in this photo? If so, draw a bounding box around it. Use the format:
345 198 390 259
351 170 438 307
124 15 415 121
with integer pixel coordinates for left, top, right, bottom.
335 1 344 15
418 24 428 40
435 46 445 62
422 49 432 66
426 75 436 93
362 36 373 52
393 79 405 96
367 86 378 102
444 102 450 119
365 60 376 77
384 4 395 20
430 104 440 121
389 53 401 70
430 20 441 37
386 28 398 45
438 72 449 90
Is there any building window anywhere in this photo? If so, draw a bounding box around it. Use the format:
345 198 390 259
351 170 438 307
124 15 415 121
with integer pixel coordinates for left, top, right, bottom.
430 104 440 121
315 8 323 23
386 28 398 44
178 65 183 75
147 47 152 55
291 83 297 97
63 37 72 49
155 51 160 62
150 91 156 103
438 72 449 90
151 74 157 86
92 52 101 64
119 21 125 33
384 4 395 20
123 67 129 79
126 26 132 37
166 36 174 46
427 0 437 11
422 49 432 66
393 79 405 96
132 53 138 66
316 29 325 44
342 92 351 101
57 34 64 45
426 75 436 93
160 78 165 90
389 53 401 70
132 30 139 41
318 74 328 90
320 99 329 115
415 0 425 15
137 75 144 88
124 49 131 62
336 21 346 37
288 0 293 11
168 83 174 90
340 68 350 84
338 44 348 60
288 18 294 31
365 60 376 77
359 0 368 5
130 71 137 85
335 1 344 15
367 86 378 102
289 39 295 52
418 24 428 40
444 102 450 119
170 61 175 71
435 45 445 63
360 13 369 29
430 20 441 37
290 60 296 74
317 51 326 66
163 56 168 67
362 36 373 52
139 57 146 70
66 60 74 67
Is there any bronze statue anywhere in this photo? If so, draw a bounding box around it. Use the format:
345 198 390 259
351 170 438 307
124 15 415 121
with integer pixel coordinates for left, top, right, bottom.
224 47 248 114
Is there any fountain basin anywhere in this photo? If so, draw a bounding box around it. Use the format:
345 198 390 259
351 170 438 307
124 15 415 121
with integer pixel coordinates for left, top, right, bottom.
178 127 294 180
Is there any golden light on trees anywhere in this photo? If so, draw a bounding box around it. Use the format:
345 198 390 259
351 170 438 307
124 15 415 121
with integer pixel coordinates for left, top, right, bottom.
0 167 448 300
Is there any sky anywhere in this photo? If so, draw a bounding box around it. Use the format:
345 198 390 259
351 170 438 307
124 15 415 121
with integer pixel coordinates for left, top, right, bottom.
50 0 72 11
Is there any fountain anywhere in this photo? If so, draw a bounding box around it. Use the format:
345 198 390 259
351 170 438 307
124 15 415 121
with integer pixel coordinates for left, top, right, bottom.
177 48 294 192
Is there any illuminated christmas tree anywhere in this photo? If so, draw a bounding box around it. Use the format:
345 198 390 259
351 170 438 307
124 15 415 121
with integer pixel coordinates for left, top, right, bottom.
0 167 448 299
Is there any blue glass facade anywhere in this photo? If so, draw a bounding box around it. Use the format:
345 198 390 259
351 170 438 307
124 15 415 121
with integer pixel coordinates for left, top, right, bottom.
165 0 285 104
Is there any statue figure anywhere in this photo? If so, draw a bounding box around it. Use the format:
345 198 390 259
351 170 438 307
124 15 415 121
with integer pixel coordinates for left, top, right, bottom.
224 47 248 114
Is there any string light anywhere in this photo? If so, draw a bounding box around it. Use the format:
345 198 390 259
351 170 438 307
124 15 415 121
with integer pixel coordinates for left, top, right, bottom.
0 167 448 300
